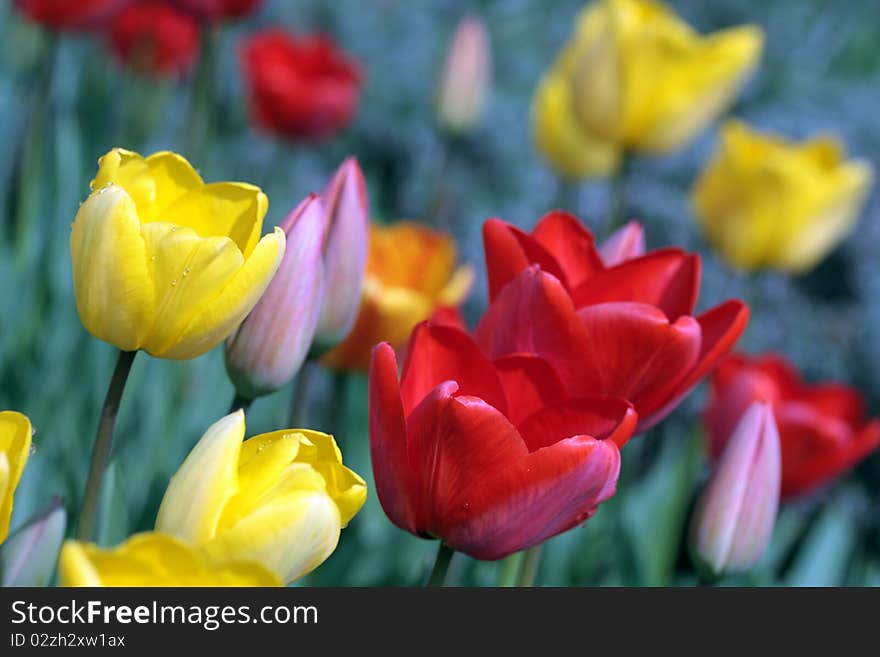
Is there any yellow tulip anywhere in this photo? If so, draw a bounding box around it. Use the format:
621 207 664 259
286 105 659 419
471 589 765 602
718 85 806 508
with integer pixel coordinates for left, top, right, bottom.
322 221 474 371
532 0 763 178
692 121 874 273
155 411 366 584
0 411 31 545
70 148 285 359
58 533 281 586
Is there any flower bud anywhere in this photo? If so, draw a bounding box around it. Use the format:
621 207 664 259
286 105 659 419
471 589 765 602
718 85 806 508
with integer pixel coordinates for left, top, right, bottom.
312 158 369 352
225 194 325 399
691 401 780 577
1 498 66 587
436 16 491 134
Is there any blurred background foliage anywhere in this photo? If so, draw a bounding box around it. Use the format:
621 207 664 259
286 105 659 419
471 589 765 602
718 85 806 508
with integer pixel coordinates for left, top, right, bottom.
1 0 879 586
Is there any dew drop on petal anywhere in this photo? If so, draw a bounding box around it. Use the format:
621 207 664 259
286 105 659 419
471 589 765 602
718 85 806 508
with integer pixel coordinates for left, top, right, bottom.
171 279 177 287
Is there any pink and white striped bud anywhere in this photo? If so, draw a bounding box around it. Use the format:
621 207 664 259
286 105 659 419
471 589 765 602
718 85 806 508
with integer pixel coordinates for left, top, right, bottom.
599 220 646 266
312 157 369 352
225 194 325 399
436 16 491 134
690 400 781 577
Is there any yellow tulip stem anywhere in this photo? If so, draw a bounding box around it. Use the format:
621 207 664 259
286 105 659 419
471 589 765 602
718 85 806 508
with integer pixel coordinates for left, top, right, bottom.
228 393 253 415
516 544 543 587
607 154 631 237
76 349 137 542
288 359 316 427
497 551 525 587
426 543 455 587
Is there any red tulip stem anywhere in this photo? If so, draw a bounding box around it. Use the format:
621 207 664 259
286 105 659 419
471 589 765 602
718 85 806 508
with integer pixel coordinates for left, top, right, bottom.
426 543 455 587
607 154 631 237
184 23 217 163
516 545 543 587
228 392 253 415
76 349 137 541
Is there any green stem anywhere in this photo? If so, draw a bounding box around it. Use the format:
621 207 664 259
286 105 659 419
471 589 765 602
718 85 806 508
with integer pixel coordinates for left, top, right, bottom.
228 392 253 415
426 543 455 587
516 545 543 587
607 154 630 237
184 24 216 162
76 350 137 541
289 359 315 427
328 370 349 438
497 551 525 587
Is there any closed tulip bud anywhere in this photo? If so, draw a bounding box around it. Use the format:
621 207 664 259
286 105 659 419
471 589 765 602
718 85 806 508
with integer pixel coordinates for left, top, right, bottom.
312 158 370 352
436 16 491 134
0 411 32 545
598 220 645 266
70 148 285 360
156 411 366 584
1 499 65 587
690 401 780 578
225 194 325 399
692 121 874 274
58 532 281 586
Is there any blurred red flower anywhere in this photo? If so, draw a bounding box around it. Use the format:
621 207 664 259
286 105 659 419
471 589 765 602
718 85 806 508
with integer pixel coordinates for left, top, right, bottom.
705 353 880 498
14 0 129 31
481 212 749 433
369 322 636 560
171 0 262 20
240 29 362 141
109 1 200 77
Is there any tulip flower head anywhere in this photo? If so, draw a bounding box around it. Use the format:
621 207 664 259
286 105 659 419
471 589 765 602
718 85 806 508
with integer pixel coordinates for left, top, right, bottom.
369 321 637 560
156 411 367 584
691 401 780 578
59 533 281 586
323 221 474 371
532 0 763 179
109 1 200 77
706 354 880 499
436 16 492 135
0 411 32 545
225 194 325 399
481 212 748 432
70 148 284 360
692 121 874 274
240 29 362 141
13 0 129 31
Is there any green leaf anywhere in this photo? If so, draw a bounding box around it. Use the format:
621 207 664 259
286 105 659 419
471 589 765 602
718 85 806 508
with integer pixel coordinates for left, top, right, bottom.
95 462 129 547
1 498 66 587
786 491 857 587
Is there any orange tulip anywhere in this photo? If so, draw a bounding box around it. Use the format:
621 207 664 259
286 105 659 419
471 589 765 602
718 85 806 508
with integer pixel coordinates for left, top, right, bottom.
322 222 473 371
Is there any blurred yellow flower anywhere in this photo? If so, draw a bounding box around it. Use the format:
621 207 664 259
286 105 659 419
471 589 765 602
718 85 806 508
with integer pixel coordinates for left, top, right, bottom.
70 148 285 360
0 411 31 545
692 121 874 273
156 411 366 584
322 221 474 371
532 0 763 179
58 533 281 587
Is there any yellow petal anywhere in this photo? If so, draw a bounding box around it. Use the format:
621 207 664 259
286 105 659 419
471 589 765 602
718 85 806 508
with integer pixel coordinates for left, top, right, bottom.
0 411 31 544
144 151 205 214
59 533 281 587
156 412 245 544
90 149 157 220
70 185 155 351
138 223 244 358
201 492 342 584
437 264 475 306
157 227 284 360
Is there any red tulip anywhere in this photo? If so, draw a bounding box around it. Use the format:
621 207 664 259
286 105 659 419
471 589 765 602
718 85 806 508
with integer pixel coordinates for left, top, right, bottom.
369 322 637 560
109 1 200 77
240 29 361 141
481 212 748 432
171 0 262 20
705 353 880 499
14 0 129 31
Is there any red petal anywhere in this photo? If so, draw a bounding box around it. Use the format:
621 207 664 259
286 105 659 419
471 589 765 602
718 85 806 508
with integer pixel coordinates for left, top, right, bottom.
430 306 467 331
493 354 567 426
570 249 701 320
531 211 604 290
368 343 417 533
483 218 567 301
798 385 866 429
599 220 646 266
399 322 507 417
517 396 637 450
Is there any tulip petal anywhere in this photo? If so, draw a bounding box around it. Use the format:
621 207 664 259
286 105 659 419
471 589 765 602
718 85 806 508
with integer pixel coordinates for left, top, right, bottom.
531 211 605 289
144 151 204 212
0 411 32 543
493 354 567 426
483 219 569 301
90 148 157 220
158 228 285 360
517 396 637 451
599 220 646 265
571 249 701 320
400 322 507 416
368 343 418 533
156 412 245 544
70 186 155 351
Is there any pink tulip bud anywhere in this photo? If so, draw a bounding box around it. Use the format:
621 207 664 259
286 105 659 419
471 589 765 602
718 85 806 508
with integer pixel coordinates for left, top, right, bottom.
690 400 781 577
599 220 646 266
225 194 325 398
436 16 491 134
312 157 369 351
